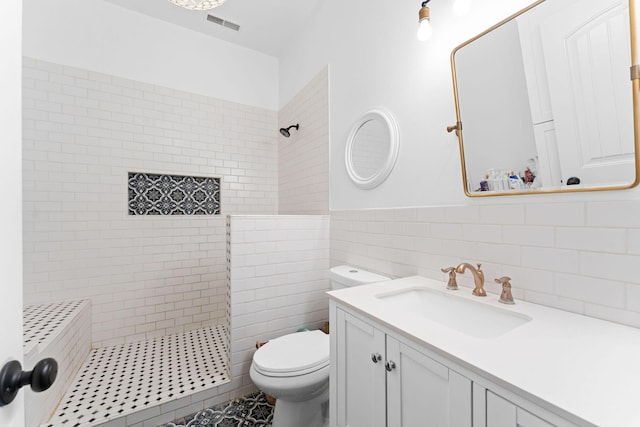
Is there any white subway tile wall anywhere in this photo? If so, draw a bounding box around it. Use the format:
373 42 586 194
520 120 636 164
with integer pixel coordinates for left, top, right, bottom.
331 203 640 329
22 57 278 347
227 215 330 398
278 67 329 215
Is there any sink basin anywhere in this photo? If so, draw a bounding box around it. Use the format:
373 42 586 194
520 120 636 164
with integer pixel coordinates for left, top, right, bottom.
376 287 531 338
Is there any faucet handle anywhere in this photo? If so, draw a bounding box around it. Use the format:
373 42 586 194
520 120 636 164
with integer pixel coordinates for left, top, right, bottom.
495 276 515 304
476 263 484 281
441 267 458 290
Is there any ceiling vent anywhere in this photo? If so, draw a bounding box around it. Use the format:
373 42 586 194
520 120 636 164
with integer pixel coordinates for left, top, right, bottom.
206 14 240 31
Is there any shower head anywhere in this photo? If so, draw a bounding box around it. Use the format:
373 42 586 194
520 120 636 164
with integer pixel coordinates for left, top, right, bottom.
279 124 299 138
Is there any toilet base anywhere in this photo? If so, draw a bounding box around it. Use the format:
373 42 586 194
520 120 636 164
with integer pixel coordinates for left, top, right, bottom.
271 387 329 427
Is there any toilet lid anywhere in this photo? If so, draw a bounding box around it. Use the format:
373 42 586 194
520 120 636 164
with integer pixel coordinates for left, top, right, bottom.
253 330 329 375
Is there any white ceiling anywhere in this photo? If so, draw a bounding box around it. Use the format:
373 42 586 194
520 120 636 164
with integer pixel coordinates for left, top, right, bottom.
103 0 322 57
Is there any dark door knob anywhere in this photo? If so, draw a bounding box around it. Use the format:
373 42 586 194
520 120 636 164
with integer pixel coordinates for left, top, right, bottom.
0 358 58 406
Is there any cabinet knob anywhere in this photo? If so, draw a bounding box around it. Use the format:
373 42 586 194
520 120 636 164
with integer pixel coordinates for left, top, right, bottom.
371 353 382 364
0 358 58 406
385 360 396 372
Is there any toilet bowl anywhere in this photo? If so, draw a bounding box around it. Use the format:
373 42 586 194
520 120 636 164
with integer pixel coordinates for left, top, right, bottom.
250 330 330 427
249 266 390 427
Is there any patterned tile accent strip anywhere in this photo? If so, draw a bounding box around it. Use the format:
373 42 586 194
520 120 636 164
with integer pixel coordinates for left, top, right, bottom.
159 392 274 427
128 172 221 215
44 325 230 427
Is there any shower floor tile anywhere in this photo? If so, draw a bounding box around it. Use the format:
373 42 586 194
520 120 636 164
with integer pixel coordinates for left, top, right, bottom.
43 325 230 427
23 299 88 353
158 392 274 427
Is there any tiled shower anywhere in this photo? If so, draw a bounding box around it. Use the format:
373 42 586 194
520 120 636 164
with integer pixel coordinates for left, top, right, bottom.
21 56 330 426
22 57 279 349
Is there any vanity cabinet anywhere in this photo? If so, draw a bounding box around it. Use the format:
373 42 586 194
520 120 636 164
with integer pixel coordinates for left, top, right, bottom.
329 275 640 426
331 302 577 427
484 391 554 427
471 383 574 427
331 307 472 427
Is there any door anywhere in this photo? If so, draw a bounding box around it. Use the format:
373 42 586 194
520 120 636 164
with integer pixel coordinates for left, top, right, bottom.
0 0 25 426
386 337 472 427
532 121 562 188
334 309 386 427
541 0 634 185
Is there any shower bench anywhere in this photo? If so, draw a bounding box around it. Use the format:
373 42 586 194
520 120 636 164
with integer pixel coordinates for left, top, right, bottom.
24 300 231 427
23 300 92 427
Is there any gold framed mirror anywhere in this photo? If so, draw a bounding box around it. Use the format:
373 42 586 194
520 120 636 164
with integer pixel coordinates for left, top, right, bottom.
450 0 640 197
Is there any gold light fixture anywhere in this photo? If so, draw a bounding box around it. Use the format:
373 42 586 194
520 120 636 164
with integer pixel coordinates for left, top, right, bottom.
167 0 227 11
417 1 433 42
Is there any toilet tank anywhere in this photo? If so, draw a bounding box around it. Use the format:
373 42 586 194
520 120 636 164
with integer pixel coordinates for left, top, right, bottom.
329 265 390 290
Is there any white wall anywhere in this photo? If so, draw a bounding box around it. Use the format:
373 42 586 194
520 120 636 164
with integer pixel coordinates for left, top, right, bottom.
278 67 329 214
23 0 279 111
276 0 640 329
227 215 330 398
278 0 640 208
19 0 640 351
331 202 640 329
22 58 278 347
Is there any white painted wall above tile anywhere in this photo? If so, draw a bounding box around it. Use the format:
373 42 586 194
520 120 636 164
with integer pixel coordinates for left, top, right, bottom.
278 0 640 209
23 0 279 110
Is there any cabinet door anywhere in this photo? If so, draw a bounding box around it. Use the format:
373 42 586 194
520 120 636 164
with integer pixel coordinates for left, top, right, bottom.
486 391 517 427
386 337 472 427
334 309 386 427
487 391 554 427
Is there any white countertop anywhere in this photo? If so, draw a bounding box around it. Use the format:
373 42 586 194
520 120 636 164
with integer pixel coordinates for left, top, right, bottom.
327 276 640 427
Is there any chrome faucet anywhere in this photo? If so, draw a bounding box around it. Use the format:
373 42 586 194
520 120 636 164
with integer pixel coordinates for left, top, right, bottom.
455 263 487 296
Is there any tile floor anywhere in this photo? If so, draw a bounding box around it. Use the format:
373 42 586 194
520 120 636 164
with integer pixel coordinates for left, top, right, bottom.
44 325 230 427
158 392 274 427
23 299 87 353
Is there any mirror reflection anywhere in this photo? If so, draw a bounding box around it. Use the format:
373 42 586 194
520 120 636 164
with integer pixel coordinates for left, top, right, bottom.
345 109 400 189
351 119 389 179
451 0 638 196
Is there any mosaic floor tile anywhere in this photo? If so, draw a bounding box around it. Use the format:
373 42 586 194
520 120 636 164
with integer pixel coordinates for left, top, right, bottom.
44 326 230 427
159 392 274 427
23 300 87 352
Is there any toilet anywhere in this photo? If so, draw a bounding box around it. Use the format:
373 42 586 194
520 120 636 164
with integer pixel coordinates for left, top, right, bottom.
249 265 390 427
